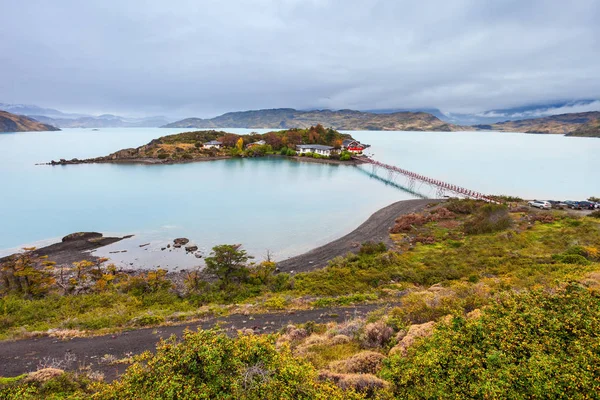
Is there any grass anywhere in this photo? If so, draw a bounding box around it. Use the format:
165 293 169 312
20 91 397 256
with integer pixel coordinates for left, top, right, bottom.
1 201 600 398
1 202 599 342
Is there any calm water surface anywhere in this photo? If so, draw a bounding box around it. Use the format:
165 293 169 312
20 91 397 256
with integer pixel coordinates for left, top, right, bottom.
0 128 597 268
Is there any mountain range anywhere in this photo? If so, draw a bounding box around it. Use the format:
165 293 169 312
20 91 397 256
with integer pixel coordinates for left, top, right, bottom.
0 102 170 128
162 108 466 131
1 100 599 136
0 110 60 132
474 111 600 137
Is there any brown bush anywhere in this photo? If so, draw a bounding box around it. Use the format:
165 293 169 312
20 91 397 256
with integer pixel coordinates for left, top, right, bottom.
26 368 64 383
318 371 389 396
389 321 435 356
413 236 436 245
362 321 394 348
330 334 352 345
390 213 430 233
329 351 386 374
529 213 556 224
429 207 455 221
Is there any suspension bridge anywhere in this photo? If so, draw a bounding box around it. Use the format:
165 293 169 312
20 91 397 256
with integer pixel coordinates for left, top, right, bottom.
356 156 496 202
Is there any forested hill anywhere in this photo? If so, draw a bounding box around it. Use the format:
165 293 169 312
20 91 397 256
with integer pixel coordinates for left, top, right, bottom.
474 111 600 136
0 110 60 132
162 108 466 131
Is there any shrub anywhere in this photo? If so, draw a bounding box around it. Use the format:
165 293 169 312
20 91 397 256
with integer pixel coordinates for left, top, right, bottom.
390 213 429 233
329 351 386 374
358 242 387 255
362 321 393 348
95 329 358 399
588 210 600 219
445 199 484 214
157 153 169 159
462 203 512 235
382 284 600 399
318 371 389 398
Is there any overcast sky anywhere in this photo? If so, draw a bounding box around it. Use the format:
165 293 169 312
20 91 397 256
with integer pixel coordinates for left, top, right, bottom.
1 0 599 118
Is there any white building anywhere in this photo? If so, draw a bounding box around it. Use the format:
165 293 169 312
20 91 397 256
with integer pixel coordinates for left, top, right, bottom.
296 144 337 157
203 140 222 149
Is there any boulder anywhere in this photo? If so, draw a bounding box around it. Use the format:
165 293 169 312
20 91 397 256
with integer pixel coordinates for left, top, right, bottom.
62 232 103 242
185 245 198 252
173 238 189 246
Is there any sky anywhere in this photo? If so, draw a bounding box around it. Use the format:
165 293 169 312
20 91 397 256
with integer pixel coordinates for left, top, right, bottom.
1 0 599 118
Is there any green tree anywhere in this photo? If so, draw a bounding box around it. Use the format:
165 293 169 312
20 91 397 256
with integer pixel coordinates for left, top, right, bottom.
204 245 253 287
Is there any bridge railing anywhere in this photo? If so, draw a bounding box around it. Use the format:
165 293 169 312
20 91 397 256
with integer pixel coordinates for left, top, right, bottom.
357 157 496 202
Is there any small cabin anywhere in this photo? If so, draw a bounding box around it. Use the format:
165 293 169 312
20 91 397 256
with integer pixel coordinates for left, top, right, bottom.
203 140 222 149
296 144 337 157
342 139 369 154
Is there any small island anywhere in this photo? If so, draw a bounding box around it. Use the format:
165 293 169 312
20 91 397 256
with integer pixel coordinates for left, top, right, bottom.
48 125 370 166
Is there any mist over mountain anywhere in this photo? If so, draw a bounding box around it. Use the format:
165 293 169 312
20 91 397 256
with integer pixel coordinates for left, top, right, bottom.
0 102 170 128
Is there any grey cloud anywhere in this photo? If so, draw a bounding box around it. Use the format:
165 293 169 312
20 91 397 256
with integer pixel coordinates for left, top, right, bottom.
0 0 599 118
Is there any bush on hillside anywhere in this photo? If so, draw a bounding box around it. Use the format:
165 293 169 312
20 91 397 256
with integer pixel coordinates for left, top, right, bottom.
94 329 360 400
381 284 600 399
462 203 512 234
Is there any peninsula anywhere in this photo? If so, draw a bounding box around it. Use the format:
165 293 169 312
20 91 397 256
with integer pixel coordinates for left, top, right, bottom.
0 110 60 132
162 108 467 131
47 125 368 165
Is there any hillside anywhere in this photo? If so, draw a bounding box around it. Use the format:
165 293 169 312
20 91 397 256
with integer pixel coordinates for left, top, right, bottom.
0 110 60 132
566 119 600 137
162 108 466 131
474 111 600 135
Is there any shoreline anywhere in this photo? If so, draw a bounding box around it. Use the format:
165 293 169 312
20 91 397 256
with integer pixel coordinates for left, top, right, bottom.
1 199 433 271
277 198 438 273
44 153 367 167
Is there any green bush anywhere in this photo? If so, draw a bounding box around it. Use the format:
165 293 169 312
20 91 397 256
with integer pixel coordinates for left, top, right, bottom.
94 329 360 399
358 242 387 255
157 153 169 159
463 203 512 235
381 284 600 399
279 146 289 155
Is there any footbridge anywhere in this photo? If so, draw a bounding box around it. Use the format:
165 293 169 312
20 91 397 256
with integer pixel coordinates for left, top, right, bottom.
357 156 495 202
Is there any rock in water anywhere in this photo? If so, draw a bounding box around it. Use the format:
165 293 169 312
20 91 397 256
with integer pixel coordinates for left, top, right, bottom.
173 238 189 246
185 245 198 252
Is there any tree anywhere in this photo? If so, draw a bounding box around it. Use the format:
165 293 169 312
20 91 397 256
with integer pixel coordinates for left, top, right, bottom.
219 133 240 148
204 245 253 287
236 137 244 152
0 248 56 297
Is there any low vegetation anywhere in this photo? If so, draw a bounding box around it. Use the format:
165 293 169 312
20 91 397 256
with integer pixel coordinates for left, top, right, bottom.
94 124 355 163
1 199 599 398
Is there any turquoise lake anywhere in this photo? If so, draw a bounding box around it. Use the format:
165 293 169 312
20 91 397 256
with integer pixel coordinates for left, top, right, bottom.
0 128 597 268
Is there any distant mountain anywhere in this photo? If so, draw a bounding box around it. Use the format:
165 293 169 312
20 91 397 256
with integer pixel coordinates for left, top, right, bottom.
0 102 87 119
446 100 600 125
0 110 60 132
28 114 171 128
473 111 600 135
162 108 466 131
0 102 170 128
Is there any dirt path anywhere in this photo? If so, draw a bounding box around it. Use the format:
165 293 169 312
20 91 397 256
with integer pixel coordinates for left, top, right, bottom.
277 198 438 273
0 303 394 381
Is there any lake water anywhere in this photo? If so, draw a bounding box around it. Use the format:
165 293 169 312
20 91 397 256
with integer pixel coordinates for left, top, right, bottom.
0 128 597 268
